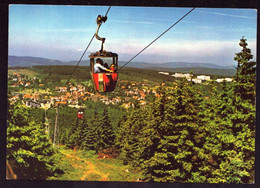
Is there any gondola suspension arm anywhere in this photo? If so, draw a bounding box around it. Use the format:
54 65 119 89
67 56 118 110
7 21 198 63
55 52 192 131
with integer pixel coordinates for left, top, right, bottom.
65 6 111 84
95 6 111 52
95 15 107 52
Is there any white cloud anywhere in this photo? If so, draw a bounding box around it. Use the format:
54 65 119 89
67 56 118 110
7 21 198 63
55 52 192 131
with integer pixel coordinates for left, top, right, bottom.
197 10 257 20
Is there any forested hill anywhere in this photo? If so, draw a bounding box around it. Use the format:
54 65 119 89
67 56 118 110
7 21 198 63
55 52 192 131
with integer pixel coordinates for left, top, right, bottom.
8 56 235 76
24 65 234 82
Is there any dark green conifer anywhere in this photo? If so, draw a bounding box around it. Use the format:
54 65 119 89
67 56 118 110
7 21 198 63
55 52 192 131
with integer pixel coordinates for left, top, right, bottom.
96 108 115 151
81 111 98 150
205 37 255 183
7 104 63 179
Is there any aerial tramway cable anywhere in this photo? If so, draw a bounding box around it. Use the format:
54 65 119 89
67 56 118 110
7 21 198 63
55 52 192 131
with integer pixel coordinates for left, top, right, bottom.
119 7 196 71
65 6 111 84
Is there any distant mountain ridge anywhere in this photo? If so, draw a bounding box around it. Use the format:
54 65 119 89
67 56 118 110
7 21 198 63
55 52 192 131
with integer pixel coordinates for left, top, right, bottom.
8 56 82 67
8 55 235 70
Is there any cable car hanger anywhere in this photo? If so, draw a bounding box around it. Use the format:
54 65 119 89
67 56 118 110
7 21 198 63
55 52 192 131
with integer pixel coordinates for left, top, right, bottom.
95 15 107 52
65 6 111 85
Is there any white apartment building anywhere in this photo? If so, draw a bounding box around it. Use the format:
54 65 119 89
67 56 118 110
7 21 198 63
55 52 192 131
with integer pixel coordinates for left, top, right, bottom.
159 72 170 75
192 78 202 84
216 78 233 83
197 75 211 81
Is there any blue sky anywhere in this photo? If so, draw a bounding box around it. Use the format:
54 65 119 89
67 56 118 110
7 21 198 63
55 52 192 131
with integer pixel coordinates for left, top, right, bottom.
9 5 257 66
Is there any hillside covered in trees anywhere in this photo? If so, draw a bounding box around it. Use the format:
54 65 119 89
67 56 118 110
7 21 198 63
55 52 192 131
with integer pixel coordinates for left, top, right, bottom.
6 38 256 183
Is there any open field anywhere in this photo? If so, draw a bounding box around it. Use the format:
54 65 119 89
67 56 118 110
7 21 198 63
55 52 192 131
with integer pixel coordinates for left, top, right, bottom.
8 69 39 78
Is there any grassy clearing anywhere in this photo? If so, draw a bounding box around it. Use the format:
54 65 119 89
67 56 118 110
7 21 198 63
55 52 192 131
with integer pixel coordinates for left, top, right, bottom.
8 69 39 78
55 146 144 182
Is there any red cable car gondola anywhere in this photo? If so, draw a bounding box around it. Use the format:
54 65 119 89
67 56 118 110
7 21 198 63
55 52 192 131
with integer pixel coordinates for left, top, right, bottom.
89 51 118 92
89 14 118 92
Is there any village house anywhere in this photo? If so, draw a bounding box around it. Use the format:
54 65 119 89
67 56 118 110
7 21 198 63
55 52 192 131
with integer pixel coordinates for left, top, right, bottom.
216 78 233 82
125 90 134 96
70 86 77 91
77 85 86 92
32 93 40 100
25 82 31 87
89 95 100 102
224 78 233 82
122 102 134 109
23 94 33 100
172 73 184 78
191 78 202 84
139 100 146 105
100 96 109 102
12 83 19 87
152 89 157 94
172 73 193 81
139 91 146 99
112 97 122 103
124 97 131 102
59 87 67 93
184 73 193 79
133 95 138 100
55 101 67 107
133 90 139 95
60 96 68 101
65 92 71 98
10 95 19 102
40 100 52 108
85 91 94 96
216 78 224 83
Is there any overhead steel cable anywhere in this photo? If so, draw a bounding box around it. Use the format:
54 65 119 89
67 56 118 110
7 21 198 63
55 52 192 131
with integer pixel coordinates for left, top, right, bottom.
65 6 111 84
105 6 111 16
119 7 195 71
65 34 95 84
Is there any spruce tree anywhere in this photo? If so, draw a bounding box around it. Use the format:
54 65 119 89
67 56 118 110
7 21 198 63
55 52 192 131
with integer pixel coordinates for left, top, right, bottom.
96 108 115 151
234 36 256 104
230 37 255 183
205 37 256 183
66 118 85 149
7 104 63 179
118 105 154 167
81 111 99 150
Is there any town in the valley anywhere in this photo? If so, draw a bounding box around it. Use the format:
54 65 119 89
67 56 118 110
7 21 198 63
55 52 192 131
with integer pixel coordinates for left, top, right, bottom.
8 70 233 110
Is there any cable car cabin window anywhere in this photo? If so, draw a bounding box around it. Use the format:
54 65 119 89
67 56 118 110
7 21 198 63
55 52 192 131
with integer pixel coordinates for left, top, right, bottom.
93 57 116 73
89 55 118 93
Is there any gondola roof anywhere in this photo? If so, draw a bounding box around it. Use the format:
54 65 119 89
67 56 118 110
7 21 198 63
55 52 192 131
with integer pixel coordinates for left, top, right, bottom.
89 51 118 58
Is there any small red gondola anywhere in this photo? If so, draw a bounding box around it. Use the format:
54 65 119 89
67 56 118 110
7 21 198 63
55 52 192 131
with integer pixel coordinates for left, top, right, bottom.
77 108 84 119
